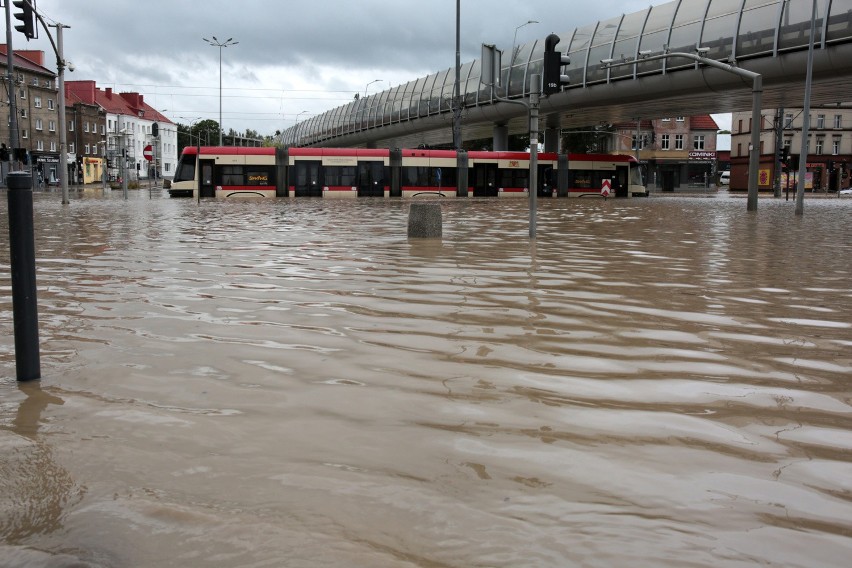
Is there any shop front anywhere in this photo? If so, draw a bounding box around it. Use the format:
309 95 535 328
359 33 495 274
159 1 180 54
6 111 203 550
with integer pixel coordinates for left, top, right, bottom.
687 151 717 188
83 156 105 184
32 152 60 185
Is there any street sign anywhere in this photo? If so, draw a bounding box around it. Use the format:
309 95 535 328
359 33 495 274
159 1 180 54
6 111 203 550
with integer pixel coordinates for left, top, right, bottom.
143 145 153 161
601 178 611 197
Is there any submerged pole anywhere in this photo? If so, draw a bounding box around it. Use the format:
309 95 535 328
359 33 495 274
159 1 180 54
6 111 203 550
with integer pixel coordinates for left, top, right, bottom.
6 171 41 381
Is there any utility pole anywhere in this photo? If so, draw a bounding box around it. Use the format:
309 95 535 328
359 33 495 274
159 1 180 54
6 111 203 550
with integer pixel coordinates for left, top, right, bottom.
452 0 461 150
774 108 784 197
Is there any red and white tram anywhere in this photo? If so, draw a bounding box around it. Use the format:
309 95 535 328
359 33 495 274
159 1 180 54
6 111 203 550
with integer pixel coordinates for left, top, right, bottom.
169 147 646 199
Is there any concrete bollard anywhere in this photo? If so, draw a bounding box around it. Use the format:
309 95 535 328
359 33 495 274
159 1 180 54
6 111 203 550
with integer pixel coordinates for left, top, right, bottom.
407 202 442 238
6 171 41 381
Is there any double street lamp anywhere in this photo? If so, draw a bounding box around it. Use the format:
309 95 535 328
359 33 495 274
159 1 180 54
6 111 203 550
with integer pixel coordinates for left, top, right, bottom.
203 36 238 146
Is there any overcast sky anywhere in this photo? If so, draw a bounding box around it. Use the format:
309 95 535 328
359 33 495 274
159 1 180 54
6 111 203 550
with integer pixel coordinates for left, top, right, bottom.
20 0 731 136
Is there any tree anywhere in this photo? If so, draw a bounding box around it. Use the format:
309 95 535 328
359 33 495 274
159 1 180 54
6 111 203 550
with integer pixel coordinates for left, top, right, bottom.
176 120 220 153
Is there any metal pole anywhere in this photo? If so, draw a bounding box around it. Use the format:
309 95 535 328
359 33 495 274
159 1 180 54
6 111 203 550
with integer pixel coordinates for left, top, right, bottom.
747 74 763 211
529 74 540 240
796 0 818 216
774 107 783 197
218 45 223 145
56 24 70 204
6 172 41 381
452 0 461 150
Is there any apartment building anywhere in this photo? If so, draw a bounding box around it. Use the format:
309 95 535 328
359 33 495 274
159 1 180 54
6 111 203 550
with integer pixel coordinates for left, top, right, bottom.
731 106 852 192
612 115 720 191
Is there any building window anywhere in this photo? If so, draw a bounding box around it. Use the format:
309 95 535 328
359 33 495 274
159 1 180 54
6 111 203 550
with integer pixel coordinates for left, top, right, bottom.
48 99 55 110
84 122 89 133
661 134 670 150
85 144 90 154
20 109 27 118
816 138 823 155
21 129 28 139
34 96 42 108
101 125 106 135
19 88 26 100
35 119 43 131
833 138 840 155
69 121 75 132
48 120 56 132
662 117 671 122
834 114 842 128
785 113 793 128
675 134 684 150
676 116 684 122
37 140 44 151
693 135 705 150
69 142 75 154
50 141 56 152
817 114 825 129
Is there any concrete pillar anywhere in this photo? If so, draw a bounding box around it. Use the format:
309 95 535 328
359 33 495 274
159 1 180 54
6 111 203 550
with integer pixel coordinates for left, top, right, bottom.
492 124 509 151
408 202 442 238
544 127 560 153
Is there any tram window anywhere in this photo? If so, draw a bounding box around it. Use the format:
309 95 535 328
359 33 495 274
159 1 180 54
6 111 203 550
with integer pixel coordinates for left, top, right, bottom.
572 170 593 188
402 166 456 187
500 169 528 188
325 166 357 186
173 153 196 182
220 165 244 186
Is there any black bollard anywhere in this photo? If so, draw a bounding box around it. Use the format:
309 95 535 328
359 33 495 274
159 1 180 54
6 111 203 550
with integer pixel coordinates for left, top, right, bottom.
6 171 41 381
408 202 442 238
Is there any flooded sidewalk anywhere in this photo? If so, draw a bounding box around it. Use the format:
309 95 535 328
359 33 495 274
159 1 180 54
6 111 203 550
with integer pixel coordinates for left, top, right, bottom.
2 192 851 567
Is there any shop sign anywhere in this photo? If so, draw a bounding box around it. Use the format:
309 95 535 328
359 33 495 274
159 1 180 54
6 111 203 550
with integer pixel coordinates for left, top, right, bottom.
688 151 717 160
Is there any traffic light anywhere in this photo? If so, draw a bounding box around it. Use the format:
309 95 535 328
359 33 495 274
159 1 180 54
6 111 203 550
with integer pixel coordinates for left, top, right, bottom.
779 146 790 164
542 34 570 96
13 0 36 40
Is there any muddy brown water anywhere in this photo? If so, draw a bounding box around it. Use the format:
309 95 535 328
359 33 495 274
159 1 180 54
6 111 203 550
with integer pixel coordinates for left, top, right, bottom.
1 190 851 567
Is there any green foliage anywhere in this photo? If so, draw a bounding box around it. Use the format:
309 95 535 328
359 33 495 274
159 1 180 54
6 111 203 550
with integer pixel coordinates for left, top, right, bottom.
177 120 221 152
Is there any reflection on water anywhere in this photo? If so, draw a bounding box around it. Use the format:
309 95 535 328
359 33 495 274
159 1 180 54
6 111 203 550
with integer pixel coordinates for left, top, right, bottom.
1 191 851 567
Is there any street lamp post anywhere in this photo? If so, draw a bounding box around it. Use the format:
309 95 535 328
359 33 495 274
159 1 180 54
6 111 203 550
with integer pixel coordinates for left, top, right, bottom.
364 79 382 97
602 48 762 211
511 20 538 62
203 36 238 146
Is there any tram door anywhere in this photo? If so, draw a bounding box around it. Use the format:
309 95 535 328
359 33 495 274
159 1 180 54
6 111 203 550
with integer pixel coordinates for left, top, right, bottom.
199 160 216 198
538 165 555 197
358 161 385 197
294 160 322 197
472 163 499 197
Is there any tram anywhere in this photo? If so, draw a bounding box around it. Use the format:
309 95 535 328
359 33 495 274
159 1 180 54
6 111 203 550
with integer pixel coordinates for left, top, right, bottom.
168 146 646 199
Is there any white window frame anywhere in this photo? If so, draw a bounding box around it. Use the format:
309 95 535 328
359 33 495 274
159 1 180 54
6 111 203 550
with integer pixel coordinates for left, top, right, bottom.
834 114 842 129
693 135 705 150
48 120 56 132
661 134 670 150
675 134 684 150
48 99 55 110
34 96 42 108
35 118 43 131
815 138 823 155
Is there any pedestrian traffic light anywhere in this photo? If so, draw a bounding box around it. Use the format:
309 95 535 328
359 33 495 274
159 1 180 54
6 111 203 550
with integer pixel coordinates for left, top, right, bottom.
13 0 36 40
542 34 570 96
779 146 790 164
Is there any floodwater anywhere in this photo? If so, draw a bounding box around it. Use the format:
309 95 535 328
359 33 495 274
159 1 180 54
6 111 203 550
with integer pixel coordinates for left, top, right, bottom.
1 189 851 567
